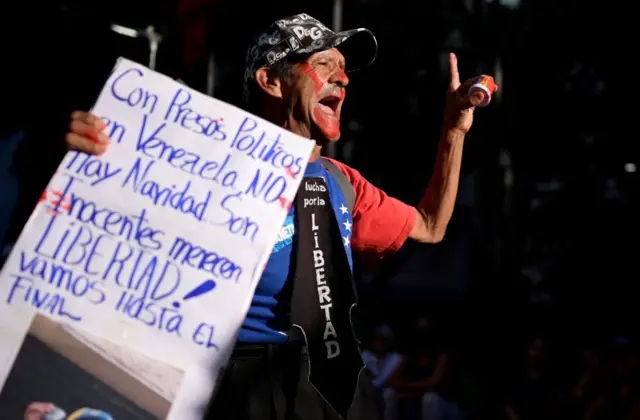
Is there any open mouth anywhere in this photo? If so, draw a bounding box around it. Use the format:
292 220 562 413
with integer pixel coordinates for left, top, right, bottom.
317 94 341 116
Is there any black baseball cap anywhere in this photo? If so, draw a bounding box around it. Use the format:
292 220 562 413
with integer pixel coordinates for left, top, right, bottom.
243 13 378 102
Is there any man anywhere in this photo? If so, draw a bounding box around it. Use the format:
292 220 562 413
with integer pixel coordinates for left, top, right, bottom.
65 13 489 420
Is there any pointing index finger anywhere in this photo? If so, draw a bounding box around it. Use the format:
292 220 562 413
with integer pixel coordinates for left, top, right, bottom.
448 53 460 91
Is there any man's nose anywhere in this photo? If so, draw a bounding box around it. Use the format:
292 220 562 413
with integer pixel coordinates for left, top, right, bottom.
330 68 349 88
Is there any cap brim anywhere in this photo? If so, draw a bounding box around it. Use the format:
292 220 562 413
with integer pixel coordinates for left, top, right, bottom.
288 28 378 72
332 28 378 72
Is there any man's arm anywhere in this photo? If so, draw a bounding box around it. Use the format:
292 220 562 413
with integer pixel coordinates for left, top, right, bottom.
410 53 484 244
410 129 465 243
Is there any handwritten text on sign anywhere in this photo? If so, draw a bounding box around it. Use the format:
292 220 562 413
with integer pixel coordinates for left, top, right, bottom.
0 58 314 366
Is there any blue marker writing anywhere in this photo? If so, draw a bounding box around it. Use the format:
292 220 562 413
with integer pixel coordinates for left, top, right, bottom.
135 114 239 187
164 88 227 141
167 236 242 282
115 291 183 336
243 168 287 204
230 117 304 175
218 192 260 242
172 279 216 308
110 67 159 114
121 157 212 222
7 275 82 321
64 151 122 187
192 321 219 350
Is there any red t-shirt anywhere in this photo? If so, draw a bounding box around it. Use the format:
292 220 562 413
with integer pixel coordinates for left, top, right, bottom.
325 158 417 256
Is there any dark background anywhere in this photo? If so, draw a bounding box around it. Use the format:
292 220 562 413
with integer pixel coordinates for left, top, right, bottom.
0 0 636 411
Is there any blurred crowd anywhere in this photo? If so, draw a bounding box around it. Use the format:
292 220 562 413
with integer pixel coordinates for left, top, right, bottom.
362 315 640 420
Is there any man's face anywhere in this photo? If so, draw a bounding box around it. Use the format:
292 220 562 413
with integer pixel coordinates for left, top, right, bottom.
283 48 349 143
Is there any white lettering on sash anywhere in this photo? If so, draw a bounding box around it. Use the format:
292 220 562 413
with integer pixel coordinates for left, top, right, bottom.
310 190 340 359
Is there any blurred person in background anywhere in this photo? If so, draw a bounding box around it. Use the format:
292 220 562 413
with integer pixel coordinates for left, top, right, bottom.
610 339 640 420
361 325 404 420
563 338 640 420
63 12 490 420
503 336 557 420
566 342 613 420
383 316 464 420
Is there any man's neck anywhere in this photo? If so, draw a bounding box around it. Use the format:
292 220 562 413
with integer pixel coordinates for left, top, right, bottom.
263 110 323 162
279 117 322 162
309 145 322 161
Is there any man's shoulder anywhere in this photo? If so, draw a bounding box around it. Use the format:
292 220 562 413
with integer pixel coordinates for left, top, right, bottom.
320 157 359 213
321 157 359 181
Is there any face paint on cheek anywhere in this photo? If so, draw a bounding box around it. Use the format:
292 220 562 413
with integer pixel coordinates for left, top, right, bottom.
299 63 324 93
312 107 341 140
299 63 341 140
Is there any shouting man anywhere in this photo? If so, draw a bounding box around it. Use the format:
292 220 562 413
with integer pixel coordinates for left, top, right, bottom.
65 13 491 420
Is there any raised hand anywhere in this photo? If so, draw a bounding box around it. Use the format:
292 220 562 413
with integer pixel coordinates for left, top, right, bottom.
443 53 497 134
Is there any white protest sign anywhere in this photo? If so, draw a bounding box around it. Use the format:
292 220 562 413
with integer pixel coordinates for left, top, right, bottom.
0 57 314 379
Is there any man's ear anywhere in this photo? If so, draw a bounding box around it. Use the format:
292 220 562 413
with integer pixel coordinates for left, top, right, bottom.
255 67 284 99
